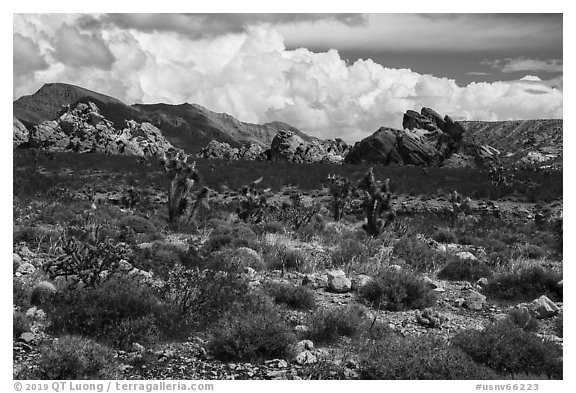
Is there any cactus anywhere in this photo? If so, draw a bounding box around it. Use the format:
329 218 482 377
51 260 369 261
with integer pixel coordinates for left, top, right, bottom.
415 308 446 329
163 154 209 224
327 173 351 222
357 168 394 237
30 281 57 307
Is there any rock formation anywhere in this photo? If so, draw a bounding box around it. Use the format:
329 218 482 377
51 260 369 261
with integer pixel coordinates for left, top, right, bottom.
22 102 182 158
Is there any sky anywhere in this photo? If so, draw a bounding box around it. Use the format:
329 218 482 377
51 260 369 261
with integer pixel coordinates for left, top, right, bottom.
13 13 563 142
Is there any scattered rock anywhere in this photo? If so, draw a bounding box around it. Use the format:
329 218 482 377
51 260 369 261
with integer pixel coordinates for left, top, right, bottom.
13 253 22 272
295 350 317 365
132 343 146 353
295 340 314 353
464 290 486 310
351 274 372 290
19 332 35 345
13 117 29 147
526 295 560 319
327 270 352 293
456 251 477 261
16 262 36 275
476 277 489 287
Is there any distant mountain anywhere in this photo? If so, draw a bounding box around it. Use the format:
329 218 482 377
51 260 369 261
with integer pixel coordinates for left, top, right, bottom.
13 83 314 154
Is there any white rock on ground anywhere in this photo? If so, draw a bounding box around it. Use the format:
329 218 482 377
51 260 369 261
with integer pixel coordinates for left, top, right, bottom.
327 269 352 293
464 290 486 310
527 295 560 319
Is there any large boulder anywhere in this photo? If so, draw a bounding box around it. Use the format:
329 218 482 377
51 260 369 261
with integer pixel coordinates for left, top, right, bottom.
13 117 29 147
270 130 306 161
344 127 404 165
199 140 239 160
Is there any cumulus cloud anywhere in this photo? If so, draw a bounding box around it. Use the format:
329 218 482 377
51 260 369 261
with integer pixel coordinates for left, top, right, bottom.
13 33 48 75
483 57 563 73
13 15 563 142
51 24 115 69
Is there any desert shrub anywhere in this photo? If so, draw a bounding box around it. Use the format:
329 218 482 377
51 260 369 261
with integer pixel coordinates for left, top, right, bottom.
207 294 296 361
483 238 508 253
483 265 562 302
132 242 186 279
330 238 369 267
262 221 286 234
359 267 436 311
393 236 446 272
457 234 481 246
207 247 266 272
554 312 563 338
30 281 58 307
14 278 32 310
159 265 250 331
204 224 260 253
358 334 498 380
516 244 546 260
13 311 32 339
265 245 309 272
13 224 63 252
307 305 370 344
119 215 158 234
44 276 167 350
453 319 562 379
506 308 540 332
18 336 119 380
433 228 457 244
437 257 493 282
263 282 316 310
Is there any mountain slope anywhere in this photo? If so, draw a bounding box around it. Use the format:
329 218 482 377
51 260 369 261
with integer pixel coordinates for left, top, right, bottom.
460 119 563 168
13 83 313 154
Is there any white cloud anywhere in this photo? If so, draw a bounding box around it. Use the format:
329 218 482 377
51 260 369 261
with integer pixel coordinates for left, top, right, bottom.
520 75 542 81
13 15 563 142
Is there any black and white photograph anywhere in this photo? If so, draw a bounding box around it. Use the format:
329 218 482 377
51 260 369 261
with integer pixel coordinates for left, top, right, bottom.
8 3 569 388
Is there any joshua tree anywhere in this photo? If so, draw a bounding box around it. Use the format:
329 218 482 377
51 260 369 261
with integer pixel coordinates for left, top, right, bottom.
163 154 209 224
357 168 395 237
237 177 268 224
327 173 351 222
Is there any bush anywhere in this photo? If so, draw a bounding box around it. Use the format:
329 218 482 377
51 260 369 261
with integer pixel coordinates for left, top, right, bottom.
458 234 481 246
119 215 158 234
207 294 296 361
44 276 167 350
517 244 546 260
453 319 562 379
204 224 261 253
393 236 446 272
483 265 563 302
433 228 457 244
263 221 286 234
307 305 370 344
265 246 309 272
13 311 32 339
359 267 436 311
18 336 119 380
330 239 369 267
358 334 498 380
264 282 316 310
207 247 266 272
437 257 493 282
506 308 540 332
132 242 187 279
554 312 563 338
160 265 250 331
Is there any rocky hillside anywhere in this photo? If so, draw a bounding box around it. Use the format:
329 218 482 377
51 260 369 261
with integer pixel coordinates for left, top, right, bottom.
13 83 313 154
13 101 181 159
460 120 563 170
